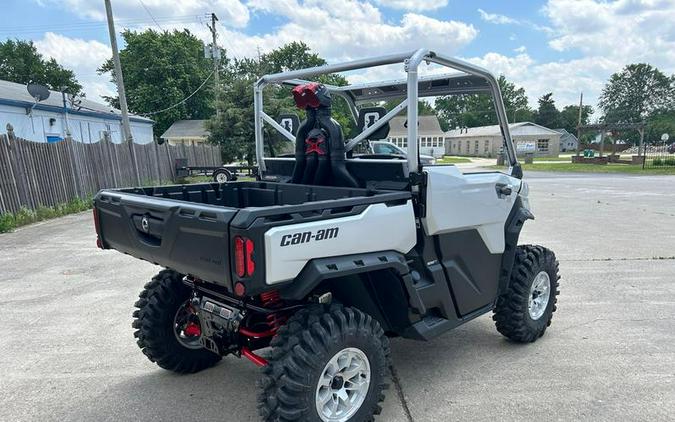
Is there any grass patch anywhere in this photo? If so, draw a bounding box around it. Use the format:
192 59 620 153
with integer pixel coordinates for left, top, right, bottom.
487 162 675 174
438 156 472 164
0 197 92 234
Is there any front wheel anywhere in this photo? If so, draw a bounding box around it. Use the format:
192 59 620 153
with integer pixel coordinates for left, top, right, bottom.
132 269 221 373
493 245 560 343
258 305 390 421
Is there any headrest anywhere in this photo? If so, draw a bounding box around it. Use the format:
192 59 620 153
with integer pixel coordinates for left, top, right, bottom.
356 107 390 140
277 113 300 135
292 83 331 109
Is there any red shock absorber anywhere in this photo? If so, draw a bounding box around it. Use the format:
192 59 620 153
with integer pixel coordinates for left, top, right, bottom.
260 290 287 333
238 290 287 339
239 290 287 367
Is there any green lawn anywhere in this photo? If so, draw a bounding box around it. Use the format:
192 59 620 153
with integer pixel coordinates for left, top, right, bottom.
438 156 472 164
488 162 675 174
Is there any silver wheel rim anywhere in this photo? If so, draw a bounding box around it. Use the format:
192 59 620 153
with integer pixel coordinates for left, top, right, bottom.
315 347 371 422
528 271 551 320
215 172 228 183
173 303 202 350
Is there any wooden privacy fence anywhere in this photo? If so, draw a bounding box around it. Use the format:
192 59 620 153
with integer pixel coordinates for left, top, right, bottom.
0 128 222 214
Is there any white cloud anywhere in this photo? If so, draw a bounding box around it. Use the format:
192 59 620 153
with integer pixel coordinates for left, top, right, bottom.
34 33 115 100
373 0 448 11
477 8 552 33
513 45 527 53
37 0 250 28
534 0 675 107
478 8 518 25
231 0 477 61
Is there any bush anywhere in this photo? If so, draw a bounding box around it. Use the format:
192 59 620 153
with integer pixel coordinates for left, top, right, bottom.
653 158 663 166
0 213 15 233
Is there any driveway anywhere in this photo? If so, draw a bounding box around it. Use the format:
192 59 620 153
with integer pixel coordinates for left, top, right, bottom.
1 172 674 421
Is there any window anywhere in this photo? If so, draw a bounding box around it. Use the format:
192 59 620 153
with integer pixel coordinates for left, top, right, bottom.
537 139 549 152
484 140 490 153
474 140 479 154
373 143 400 155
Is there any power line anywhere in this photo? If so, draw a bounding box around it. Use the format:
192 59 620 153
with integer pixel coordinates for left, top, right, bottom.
137 0 165 31
140 70 214 116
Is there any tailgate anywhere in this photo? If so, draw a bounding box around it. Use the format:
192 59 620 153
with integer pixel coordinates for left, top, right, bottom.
95 190 237 287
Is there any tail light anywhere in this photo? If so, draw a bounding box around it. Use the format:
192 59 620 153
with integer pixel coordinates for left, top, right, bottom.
234 236 255 277
93 208 103 249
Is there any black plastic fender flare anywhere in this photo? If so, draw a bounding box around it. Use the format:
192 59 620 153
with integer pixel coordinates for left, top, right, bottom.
279 250 410 301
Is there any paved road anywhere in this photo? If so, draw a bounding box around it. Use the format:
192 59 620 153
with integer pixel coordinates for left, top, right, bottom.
1 172 674 421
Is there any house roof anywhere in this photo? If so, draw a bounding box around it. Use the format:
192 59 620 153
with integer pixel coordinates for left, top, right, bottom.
445 122 561 138
388 115 443 136
554 128 579 141
0 79 152 124
161 119 210 139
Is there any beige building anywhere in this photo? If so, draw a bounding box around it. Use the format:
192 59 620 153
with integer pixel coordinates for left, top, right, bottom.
386 115 446 158
160 120 210 146
445 122 561 158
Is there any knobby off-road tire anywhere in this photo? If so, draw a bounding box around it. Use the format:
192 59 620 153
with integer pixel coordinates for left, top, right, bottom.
132 269 221 373
258 305 390 422
493 245 560 343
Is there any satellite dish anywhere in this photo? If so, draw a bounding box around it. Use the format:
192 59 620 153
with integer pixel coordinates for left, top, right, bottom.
27 83 50 102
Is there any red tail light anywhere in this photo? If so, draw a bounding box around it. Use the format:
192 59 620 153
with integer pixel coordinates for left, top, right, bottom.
234 236 255 277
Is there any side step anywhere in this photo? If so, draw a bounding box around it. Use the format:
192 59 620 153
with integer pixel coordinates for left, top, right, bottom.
401 260 494 341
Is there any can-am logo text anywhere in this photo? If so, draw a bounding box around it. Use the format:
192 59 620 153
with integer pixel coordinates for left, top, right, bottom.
280 227 339 247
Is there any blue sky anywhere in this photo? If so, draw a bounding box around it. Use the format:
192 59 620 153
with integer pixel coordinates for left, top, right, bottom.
1 0 673 112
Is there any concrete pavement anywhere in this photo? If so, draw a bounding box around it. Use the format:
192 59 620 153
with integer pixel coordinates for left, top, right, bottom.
1 172 674 421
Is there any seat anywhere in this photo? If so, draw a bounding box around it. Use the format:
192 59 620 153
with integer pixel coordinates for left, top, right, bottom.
290 83 358 187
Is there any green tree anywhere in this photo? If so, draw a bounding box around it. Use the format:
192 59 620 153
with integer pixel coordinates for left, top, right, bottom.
434 75 532 130
599 63 675 124
534 93 561 128
98 29 217 137
208 42 353 163
0 39 82 94
645 110 675 144
559 104 594 133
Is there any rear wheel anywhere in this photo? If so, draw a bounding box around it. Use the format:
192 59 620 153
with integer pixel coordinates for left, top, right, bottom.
213 168 233 183
257 305 390 421
132 269 221 373
493 245 560 343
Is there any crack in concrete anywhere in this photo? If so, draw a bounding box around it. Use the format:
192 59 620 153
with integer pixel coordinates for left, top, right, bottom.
389 364 415 422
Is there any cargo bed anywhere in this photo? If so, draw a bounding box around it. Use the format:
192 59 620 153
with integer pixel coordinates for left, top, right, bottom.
94 181 411 292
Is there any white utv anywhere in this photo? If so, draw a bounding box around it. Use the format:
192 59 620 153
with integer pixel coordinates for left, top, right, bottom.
93 48 560 421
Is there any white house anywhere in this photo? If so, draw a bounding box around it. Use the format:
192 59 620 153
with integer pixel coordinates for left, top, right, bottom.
0 79 153 143
386 115 446 158
445 122 561 157
554 128 579 152
161 119 210 145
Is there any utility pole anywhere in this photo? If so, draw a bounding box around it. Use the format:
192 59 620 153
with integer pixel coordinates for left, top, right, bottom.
575 92 583 157
104 0 140 184
207 13 220 116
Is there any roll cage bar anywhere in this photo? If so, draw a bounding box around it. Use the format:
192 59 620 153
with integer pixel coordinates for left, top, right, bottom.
254 48 521 178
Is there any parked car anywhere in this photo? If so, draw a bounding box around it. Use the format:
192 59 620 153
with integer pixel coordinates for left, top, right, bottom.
369 140 436 165
668 143 675 154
